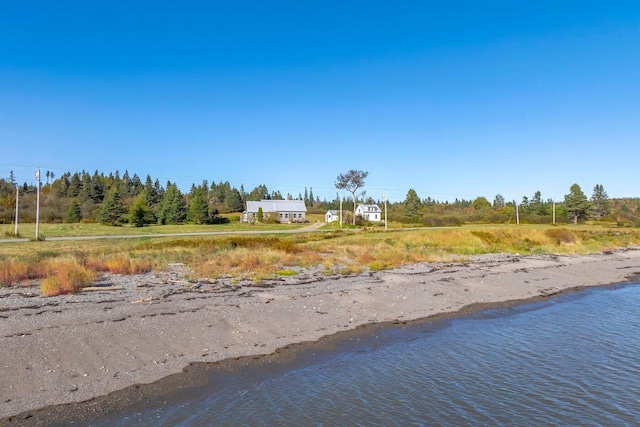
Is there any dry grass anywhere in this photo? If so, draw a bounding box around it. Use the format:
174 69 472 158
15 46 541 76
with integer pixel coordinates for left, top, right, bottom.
41 260 95 296
0 261 29 285
2 225 640 291
86 255 155 275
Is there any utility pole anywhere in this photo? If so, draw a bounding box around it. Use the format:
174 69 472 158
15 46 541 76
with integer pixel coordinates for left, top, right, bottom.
35 168 41 239
383 190 388 231
516 203 520 225
552 201 556 225
339 191 343 227
14 184 19 236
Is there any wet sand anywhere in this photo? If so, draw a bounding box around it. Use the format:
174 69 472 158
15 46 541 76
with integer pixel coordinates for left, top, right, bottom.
2 249 640 425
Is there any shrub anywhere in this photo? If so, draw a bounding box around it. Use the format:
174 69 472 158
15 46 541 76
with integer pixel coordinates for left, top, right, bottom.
41 276 62 296
545 228 576 245
56 262 95 293
0 261 29 285
87 256 154 275
41 261 95 296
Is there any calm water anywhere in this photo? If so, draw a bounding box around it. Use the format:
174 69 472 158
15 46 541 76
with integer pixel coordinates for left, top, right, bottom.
98 282 640 426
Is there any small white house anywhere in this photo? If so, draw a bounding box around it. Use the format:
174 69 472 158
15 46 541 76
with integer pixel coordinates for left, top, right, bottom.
325 210 339 223
243 200 307 223
355 204 382 222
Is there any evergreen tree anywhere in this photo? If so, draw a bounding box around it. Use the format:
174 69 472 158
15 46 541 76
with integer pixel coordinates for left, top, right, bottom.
122 170 132 196
131 174 143 196
257 207 264 222
247 184 269 201
80 170 91 198
530 191 543 214
55 172 71 197
153 179 164 203
226 188 244 212
67 173 81 197
564 183 590 224
87 171 105 202
187 187 210 224
404 189 422 221
99 187 126 226
65 199 82 223
143 175 159 206
159 184 187 224
129 194 155 227
590 184 611 220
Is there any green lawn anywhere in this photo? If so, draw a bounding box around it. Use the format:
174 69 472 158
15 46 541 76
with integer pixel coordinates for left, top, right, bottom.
4 220 308 238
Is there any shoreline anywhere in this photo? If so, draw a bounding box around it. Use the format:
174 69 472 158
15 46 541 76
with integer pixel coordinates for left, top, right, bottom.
2 249 640 424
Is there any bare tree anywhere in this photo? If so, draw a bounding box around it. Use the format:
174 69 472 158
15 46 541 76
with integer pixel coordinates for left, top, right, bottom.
335 169 369 225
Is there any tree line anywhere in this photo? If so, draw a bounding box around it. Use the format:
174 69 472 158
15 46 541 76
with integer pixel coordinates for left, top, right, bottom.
0 169 638 227
0 170 327 226
391 183 639 226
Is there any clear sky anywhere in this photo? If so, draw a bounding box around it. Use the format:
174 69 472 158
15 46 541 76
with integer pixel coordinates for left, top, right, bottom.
1 1 639 203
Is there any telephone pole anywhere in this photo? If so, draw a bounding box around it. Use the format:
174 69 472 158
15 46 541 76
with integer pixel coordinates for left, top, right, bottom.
339 191 343 227
35 168 41 239
14 184 19 236
383 190 388 231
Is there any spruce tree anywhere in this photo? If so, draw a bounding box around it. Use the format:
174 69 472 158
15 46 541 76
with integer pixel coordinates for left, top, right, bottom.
187 187 210 224
65 199 82 223
129 194 155 227
159 184 187 224
564 183 590 224
99 187 126 226
67 173 81 197
590 184 611 220
404 189 422 221
226 189 244 212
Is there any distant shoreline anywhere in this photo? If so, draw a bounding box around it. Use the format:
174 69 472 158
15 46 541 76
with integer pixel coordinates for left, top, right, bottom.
2 249 640 425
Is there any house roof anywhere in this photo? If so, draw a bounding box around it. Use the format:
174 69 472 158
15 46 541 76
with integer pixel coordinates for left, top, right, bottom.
356 204 382 213
326 210 338 215
246 200 307 213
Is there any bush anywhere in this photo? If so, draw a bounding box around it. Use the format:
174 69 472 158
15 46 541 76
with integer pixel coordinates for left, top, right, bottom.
0 261 29 285
545 228 576 245
41 277 62 296
87 256 154 275
41 261 95 296
264 212 281 224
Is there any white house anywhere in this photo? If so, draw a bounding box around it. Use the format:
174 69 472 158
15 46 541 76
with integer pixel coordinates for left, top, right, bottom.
243 200 307 223
325 210 339 223
355 204 382 222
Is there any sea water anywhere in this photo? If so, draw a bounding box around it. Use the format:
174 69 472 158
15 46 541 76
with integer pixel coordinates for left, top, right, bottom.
97 282 640 426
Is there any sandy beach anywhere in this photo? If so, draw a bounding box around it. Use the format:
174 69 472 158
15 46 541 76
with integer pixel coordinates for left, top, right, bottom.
2 248 640 424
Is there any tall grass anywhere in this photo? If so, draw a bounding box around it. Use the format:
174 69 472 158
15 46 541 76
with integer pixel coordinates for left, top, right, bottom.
2 226 640 291
41 261 95 296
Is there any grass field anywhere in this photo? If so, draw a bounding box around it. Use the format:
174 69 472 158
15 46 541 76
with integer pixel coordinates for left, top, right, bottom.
2 223 639 294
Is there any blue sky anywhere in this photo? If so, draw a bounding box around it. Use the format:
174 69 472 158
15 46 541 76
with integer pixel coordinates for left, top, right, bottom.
1 1 639 203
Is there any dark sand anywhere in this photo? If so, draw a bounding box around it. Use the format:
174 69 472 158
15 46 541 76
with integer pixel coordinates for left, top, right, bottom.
2 249 640 425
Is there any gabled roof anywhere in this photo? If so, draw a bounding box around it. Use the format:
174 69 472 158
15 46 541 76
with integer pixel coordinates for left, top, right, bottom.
246 200 307 213
356 204 382 213
326 210 338 215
